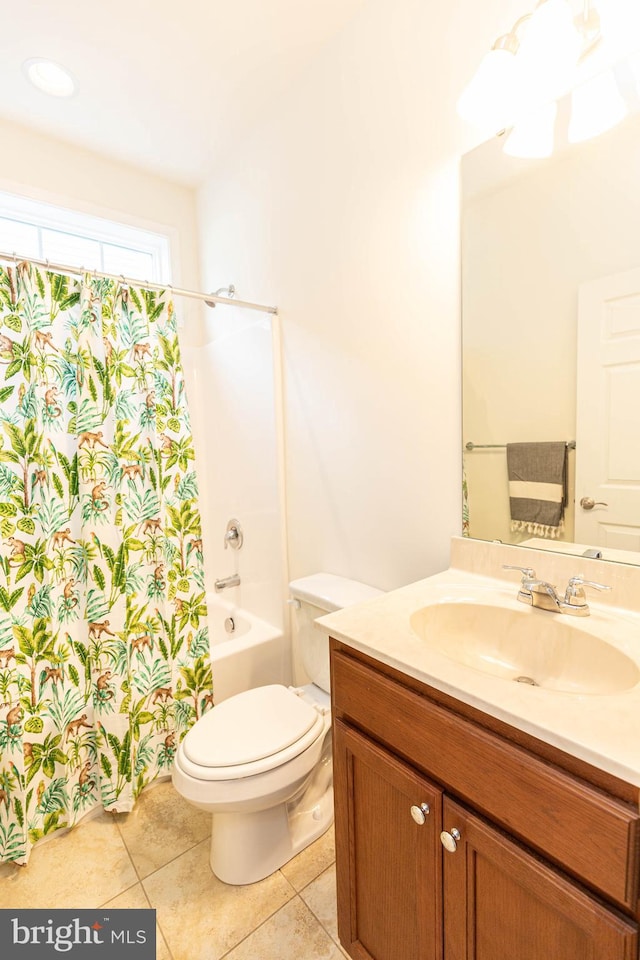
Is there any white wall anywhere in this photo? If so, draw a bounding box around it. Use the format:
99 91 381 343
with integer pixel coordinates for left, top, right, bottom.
196 0 517 593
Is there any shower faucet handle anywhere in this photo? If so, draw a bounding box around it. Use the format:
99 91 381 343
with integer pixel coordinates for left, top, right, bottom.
224 519 243 550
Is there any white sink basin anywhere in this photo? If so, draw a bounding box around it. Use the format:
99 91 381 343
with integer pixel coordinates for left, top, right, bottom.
409 600 640 695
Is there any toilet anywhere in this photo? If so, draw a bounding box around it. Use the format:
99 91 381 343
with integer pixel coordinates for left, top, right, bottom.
171 572 382 885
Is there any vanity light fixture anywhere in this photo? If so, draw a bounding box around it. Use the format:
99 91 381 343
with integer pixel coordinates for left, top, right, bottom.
456 18 529 136
568 67 627 142
596 0 640 53
516 0 583 108
504 101 558 158
457 0 600 138
458 0 640 157
628 50 640 98
23 58 76 98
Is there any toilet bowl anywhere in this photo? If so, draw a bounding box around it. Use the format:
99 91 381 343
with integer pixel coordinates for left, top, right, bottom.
172 683 332 884
172 573 382 885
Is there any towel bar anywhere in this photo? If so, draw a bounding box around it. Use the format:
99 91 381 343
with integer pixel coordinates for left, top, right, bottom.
465 440 576 451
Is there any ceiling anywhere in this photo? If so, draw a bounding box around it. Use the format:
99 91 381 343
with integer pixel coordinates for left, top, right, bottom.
0 0 368 186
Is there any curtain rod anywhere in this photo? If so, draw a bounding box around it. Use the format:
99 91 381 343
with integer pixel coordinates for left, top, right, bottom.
0 251 278 315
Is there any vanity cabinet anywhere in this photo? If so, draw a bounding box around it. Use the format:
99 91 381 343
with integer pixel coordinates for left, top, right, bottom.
334 720 443 960
443 797 636 960
331 641 640 960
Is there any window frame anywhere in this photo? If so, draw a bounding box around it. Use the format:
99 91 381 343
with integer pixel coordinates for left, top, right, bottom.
0 191 172 284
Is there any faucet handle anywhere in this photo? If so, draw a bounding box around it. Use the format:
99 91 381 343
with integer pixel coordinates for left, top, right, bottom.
224 518 243 550
565 575 612 600
502 564 536 580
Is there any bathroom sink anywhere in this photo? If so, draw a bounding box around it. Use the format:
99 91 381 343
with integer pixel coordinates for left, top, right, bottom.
409 601 640 694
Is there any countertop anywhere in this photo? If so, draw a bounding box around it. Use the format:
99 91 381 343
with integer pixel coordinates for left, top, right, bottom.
317 567 640 786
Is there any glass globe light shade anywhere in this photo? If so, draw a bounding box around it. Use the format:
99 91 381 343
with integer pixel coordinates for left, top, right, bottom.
503 100 558 158
568 68 627 143
516 0 581 108
598 0 640 57
457 48 520 135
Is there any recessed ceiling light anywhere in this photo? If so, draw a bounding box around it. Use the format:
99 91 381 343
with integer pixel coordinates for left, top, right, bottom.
23 58 76 98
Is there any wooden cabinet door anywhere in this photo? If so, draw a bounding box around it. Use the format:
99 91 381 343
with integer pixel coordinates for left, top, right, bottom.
442 798 638 960
334 719 443 960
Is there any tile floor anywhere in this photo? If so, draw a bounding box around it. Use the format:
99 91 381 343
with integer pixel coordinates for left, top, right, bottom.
0 780 348 960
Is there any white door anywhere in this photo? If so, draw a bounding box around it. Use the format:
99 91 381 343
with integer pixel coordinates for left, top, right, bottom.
575 267 640 550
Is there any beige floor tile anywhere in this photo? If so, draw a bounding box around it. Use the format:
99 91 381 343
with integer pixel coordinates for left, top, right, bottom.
102 882 173 960
300 865 339 944
223 896 345 960
0 813 138 908
279 825 335 891
115 780 210 879
100 882 148 909
142 838 296 960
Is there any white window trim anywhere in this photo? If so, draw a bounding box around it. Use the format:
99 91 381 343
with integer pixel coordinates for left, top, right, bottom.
0 190 172 284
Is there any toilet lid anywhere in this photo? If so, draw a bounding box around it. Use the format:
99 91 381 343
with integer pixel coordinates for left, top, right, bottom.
182 684 320 768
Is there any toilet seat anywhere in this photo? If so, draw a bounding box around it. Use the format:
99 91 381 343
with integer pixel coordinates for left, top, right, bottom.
179 685 328 782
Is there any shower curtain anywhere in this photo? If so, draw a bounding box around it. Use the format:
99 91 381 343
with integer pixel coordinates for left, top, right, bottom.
0 260 212 864
462 462 470 537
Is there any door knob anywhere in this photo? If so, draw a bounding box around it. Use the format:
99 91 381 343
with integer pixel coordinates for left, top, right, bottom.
580 497 608 511
410 803 430 825
440 828 461 853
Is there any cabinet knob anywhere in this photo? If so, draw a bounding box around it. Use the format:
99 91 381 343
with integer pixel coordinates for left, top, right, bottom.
410 803 430 825
440 828 461 853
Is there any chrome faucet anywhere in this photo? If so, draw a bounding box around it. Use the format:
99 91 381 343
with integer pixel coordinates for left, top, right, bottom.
224 519 243 550
503 565 611 617
214 574 241 592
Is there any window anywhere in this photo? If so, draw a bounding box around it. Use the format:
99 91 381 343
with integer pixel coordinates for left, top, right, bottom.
0 192 172 284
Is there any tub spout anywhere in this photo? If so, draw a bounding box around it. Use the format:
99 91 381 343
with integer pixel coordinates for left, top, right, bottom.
215 574 241 592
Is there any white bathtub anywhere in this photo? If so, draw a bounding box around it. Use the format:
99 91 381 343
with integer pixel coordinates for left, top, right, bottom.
206 595 290 703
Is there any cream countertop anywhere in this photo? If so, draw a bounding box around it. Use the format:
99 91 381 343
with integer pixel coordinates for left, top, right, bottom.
317 556 640 787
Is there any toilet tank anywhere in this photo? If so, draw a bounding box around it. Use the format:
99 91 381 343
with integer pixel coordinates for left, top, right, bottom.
289 573 383 693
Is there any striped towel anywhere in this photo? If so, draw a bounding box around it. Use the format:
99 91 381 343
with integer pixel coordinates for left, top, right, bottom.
506 441 568 539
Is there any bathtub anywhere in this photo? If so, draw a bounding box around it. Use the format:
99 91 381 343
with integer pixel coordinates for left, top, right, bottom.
206 594 290 703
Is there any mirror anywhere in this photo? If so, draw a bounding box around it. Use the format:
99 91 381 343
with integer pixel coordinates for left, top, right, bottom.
462 54 640 565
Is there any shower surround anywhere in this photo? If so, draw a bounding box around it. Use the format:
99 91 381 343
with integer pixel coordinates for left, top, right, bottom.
181 306 288 636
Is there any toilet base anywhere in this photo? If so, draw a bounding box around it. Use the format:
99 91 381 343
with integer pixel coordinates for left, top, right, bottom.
210 786 334 885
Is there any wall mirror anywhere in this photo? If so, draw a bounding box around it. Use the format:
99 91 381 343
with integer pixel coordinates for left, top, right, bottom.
462 52 640 565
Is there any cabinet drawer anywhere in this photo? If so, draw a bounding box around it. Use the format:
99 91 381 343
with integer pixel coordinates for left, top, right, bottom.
332 649 640 911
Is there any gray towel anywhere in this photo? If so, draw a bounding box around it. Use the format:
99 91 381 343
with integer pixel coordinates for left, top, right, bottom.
507 441 568 539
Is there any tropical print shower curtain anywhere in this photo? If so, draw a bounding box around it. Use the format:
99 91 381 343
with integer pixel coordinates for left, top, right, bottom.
462 462 470 536
0 260 212 864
